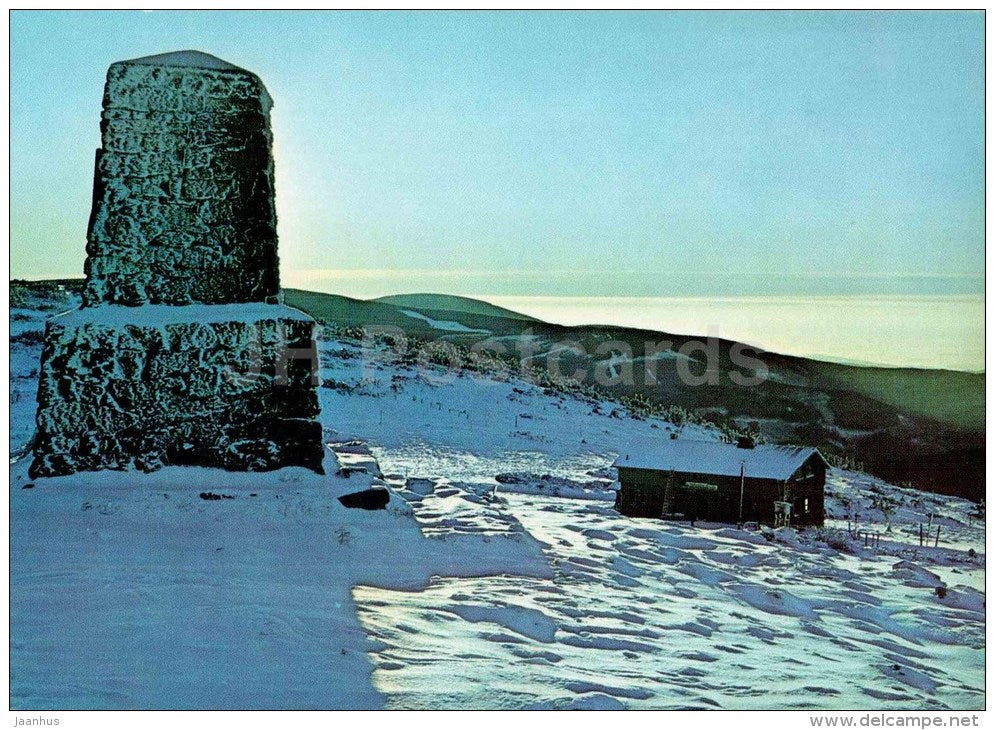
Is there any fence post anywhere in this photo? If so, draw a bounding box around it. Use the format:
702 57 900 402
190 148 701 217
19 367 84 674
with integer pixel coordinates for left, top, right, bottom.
934 525 941 548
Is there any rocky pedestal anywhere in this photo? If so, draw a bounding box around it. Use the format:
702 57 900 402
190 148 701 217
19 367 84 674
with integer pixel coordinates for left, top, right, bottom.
31 51 324 479
31 306 322 477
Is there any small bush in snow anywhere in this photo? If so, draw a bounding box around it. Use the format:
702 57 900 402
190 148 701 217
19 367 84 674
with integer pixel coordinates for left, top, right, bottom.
816 528 853 553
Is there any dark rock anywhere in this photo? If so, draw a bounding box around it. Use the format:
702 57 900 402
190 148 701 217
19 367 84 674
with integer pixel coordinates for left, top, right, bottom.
338 487 390 511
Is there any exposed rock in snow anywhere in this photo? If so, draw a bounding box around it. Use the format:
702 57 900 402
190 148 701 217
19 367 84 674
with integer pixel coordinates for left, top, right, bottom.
339 486 391 510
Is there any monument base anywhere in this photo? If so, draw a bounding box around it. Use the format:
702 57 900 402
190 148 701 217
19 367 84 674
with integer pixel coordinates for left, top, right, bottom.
30 303 325 478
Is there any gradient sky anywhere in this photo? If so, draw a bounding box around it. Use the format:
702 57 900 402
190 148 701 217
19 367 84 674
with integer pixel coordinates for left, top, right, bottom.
10 10 984 297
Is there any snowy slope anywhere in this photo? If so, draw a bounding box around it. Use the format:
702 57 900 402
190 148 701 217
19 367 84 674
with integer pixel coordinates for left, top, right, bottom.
356 488 983 709
8 298 985 710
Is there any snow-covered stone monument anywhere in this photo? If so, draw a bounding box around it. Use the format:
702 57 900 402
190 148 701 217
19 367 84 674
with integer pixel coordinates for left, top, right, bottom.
30 51 325 478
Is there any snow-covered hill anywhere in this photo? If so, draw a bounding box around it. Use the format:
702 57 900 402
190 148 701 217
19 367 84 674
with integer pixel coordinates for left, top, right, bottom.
8 294 985 710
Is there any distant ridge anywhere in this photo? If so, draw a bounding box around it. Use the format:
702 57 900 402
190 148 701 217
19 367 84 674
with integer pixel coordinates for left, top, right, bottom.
374 293 539 322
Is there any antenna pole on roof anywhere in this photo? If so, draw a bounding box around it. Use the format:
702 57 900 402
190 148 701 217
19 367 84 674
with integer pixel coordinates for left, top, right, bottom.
738 460 746 528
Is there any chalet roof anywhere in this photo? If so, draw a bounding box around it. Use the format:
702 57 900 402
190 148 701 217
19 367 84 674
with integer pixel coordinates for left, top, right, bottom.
613 439 826 481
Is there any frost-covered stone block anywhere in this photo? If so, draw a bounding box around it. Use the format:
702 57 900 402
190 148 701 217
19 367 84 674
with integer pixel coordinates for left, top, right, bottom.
81 51 279 307
30 305 324 478
32 51 324 480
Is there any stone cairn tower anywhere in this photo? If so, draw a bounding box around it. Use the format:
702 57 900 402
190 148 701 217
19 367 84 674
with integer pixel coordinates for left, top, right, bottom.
31 51 325 478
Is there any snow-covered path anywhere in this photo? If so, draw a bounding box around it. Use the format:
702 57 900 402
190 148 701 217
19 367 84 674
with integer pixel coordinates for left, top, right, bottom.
355 488 984 710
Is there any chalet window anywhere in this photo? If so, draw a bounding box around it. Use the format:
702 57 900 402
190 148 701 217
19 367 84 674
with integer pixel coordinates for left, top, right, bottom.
682 481 718 492
804 498 809 513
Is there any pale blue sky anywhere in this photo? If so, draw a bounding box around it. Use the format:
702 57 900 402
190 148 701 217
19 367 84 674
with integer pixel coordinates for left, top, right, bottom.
10 11 984 297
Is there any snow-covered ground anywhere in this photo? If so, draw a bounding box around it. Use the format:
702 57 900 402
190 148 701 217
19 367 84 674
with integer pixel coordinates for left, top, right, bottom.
356 487 983 709
8 299 985 709
399 309 490 334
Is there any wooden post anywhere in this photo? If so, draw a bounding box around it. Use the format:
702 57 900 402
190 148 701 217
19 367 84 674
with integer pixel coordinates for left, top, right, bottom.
934 525 941 548
738 461 745 527
919 523 923 547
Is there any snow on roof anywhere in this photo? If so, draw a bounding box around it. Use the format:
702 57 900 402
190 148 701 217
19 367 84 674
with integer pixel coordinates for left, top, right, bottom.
613 439 825 481
120 50 247 73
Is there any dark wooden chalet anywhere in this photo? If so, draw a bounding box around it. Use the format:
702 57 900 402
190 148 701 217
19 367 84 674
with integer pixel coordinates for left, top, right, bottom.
614 438 826 526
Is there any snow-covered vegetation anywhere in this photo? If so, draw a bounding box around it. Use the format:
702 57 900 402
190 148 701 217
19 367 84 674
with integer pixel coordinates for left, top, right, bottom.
9 289 985 709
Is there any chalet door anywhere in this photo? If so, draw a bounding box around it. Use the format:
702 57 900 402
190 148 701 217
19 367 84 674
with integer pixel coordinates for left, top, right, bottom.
673 482 719 521
689 490 708 521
